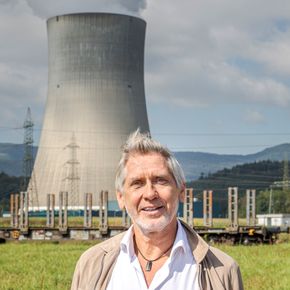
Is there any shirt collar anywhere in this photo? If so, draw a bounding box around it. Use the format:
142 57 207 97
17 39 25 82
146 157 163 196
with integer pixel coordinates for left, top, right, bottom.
170 219 190 257
120 225 136 261
119 220 191 263
179 219 209 264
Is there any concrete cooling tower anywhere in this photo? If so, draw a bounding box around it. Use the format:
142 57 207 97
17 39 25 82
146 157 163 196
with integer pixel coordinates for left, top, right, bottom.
29 13 150 208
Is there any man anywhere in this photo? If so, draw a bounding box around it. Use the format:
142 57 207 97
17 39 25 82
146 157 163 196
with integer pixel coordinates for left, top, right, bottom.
71 130 244 290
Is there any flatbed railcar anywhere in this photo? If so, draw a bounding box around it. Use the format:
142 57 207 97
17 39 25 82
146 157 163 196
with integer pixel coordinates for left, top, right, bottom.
194 225 286 245
0 225 288 244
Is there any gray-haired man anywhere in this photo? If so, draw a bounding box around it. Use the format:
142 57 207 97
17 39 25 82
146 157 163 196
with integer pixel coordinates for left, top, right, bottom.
71 130 244 290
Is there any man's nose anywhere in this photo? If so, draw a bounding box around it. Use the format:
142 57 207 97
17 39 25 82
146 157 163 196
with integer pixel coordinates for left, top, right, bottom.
143 181 158 199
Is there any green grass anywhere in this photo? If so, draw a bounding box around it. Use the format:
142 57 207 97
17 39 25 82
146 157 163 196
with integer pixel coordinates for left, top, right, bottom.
217 243 290 290
0 241 97 290
0 241 289 290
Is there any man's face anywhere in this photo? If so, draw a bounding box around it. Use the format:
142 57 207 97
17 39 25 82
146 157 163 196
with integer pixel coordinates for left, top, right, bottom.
116 152 184 234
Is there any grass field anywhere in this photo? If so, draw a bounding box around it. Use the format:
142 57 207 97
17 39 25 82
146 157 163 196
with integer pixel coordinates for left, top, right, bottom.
0 241 91 290
0 240 289 290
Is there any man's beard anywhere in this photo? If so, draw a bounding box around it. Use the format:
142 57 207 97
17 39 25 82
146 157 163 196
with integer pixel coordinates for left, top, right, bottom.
125 200 179 235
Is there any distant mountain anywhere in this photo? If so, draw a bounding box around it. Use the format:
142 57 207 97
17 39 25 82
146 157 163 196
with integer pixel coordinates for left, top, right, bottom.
174 143 290 181
1 142 290 180
244 143 290 161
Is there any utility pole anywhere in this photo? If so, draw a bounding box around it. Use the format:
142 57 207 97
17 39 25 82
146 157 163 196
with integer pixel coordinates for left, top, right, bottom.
268 186 273 214
283 153 289 191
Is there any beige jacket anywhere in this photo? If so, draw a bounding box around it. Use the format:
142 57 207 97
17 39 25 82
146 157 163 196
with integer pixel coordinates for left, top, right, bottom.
71 221 244 290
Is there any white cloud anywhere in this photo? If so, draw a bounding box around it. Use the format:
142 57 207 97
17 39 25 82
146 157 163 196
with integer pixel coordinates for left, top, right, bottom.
143 0 290 108
244 109 265 124
146 57 290 108
0 0 47 132
25 0 147 18
1 0 290 147
254 33 290 75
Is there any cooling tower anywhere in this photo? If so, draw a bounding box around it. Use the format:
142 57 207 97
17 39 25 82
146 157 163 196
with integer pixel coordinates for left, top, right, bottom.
30 13 150 208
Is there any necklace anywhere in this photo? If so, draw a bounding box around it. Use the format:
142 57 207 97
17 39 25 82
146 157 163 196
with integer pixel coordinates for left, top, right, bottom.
136 242 175 272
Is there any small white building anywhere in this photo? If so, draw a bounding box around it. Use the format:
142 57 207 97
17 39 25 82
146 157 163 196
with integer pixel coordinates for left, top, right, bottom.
256 214 290 227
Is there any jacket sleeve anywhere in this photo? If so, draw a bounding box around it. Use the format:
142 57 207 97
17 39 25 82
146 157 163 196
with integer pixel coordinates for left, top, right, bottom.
71 259 82 290
230 262 244 290
200 246 245 290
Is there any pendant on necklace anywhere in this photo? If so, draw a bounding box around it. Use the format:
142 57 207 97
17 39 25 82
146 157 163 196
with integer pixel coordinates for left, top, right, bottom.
145 261 153 272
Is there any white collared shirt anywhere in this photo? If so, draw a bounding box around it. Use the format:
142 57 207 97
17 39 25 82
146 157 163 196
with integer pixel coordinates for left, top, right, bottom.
106 220 200 290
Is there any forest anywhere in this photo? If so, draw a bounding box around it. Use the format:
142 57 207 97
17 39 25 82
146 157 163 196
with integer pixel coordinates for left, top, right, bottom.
187 160 290 216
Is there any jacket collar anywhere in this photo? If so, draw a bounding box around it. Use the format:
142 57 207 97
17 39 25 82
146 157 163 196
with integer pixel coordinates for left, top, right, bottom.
179 219 209 264
99 231 126 253
98 219 209 265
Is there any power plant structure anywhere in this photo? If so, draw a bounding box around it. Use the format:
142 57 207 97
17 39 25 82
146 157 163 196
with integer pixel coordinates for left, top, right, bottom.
29 13 150 208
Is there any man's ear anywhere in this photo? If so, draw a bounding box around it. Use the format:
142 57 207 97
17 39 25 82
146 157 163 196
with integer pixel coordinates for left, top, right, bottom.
116 191 125 210
179 183 185 203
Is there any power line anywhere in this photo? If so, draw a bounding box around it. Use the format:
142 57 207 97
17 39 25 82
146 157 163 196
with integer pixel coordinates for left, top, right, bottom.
153 132 290 136
1 143 287 151
171 144 278 150
0 126 23 130
2 125 290 137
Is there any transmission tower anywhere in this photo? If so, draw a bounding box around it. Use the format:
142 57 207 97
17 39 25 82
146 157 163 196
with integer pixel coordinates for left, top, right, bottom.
21 107 39 208
62 133 80 207
268 153 290 213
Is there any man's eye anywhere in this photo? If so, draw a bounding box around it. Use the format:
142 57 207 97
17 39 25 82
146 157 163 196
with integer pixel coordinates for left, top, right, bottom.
131 180 143 188
156 177 168 184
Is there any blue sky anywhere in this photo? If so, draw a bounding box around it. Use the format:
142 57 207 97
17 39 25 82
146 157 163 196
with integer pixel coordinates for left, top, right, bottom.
1 0 290 154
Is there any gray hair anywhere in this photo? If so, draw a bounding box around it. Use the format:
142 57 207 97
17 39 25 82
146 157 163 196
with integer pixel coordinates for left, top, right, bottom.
115 129 185 193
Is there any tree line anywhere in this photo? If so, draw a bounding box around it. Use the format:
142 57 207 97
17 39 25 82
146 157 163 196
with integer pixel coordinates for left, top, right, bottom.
187 160 290 216
0 172 21 215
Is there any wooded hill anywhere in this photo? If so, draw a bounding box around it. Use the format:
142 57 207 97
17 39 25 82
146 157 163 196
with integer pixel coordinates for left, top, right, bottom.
0 172 21 214
188 160 283 195
175 143 290 180
187 160 290 216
